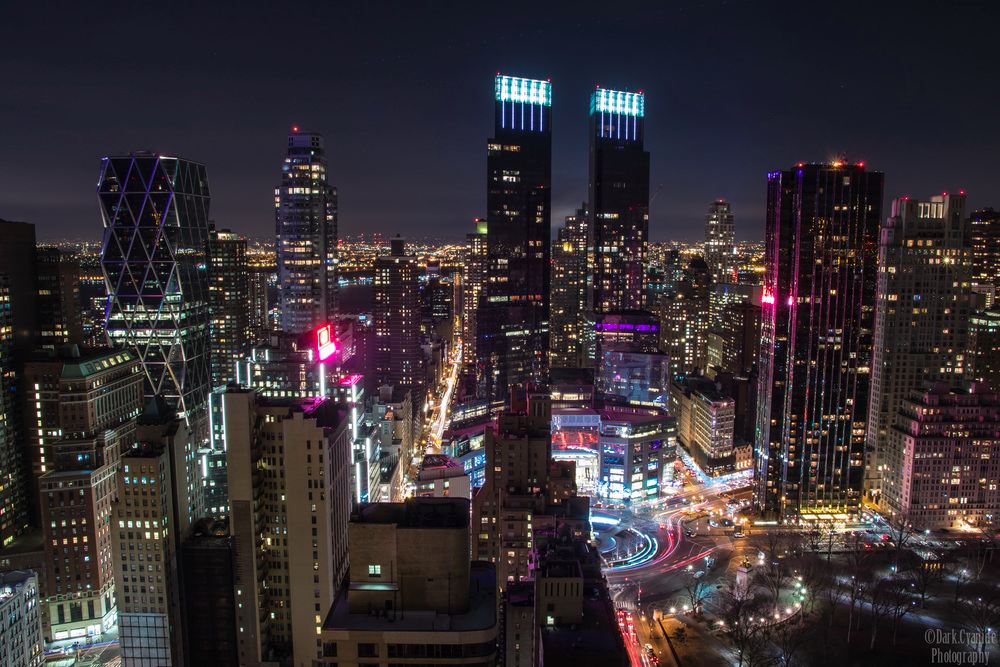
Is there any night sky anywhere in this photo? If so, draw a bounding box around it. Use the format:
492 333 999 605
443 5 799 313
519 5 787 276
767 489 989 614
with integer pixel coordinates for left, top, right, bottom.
2 1 998 242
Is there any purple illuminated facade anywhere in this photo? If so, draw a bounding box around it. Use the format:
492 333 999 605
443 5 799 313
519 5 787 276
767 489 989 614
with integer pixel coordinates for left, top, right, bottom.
753 162 883 520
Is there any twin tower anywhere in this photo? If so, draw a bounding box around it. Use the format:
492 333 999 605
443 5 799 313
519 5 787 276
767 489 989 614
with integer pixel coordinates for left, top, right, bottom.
473 75 650 404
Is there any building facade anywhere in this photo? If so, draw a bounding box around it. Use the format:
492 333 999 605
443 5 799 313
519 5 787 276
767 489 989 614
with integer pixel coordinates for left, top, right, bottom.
704 199 736 284
374 237 423 389
275 129 338 334
208 227 250 387
866 194 972 505
477 75 552 404
98 153 211 426
882 384 1000 530
223 390 352 666
0 570 43 667
318 498 497 667
550 205 591 370
590 89 649 314
753 161 883 520
35 247 83 348
25 348 143 641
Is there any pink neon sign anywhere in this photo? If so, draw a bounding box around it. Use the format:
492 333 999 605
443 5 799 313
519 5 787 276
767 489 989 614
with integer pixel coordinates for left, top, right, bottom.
315 323 337 361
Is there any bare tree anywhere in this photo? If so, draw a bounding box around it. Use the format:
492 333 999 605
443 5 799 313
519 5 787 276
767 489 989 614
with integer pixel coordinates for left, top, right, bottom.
864 575 893 650
900 550 943 607
681 573 711 616
885 577 914 646
796 555 824 616
820 573 846 629
719 581 771 667
770 614 811 667
956 590 1000 653
886 511 915 569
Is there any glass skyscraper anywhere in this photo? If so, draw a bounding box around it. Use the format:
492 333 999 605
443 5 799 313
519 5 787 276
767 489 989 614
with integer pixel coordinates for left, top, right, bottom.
753 161 883 520
590 88 649 314
98 153 212 424
275 129 338 334
477 75 552 403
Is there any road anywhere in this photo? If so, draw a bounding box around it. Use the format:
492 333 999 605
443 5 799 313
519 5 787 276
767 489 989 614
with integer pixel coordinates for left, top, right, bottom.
601 479 753 666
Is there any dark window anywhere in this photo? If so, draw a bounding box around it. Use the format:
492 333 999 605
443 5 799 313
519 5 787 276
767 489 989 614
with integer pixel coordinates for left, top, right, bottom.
357 643 379 658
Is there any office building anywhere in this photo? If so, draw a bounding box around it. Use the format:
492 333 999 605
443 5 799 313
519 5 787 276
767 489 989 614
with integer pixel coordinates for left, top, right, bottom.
867 193 973 504
98 152 211 429
882 384 1000 530
111 438 191 666
275 128 338 334
35 247 83 348
223 389 352 666
477 75 552 403
0 570 43 667
0 221 38 549
669 375 737 475
208 227 250 387
374 237 423 389
23 346 142 517
753 161 883 519
27 348 143 641
248 261 273 343
0 273 26 548
318 497 497 667
550 205 591 370
704 199 736 284
590 88 649 314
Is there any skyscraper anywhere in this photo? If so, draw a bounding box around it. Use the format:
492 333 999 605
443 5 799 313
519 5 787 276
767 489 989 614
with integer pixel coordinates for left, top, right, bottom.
275 129 338 334
704 199 736 284
0 273 24 548
35 247 83 348
550 205 591 370
753 161 883 520
477 75 552 403
373 237 422 389
866 193 972 505
590 88 649 314
223 389 352 666
98 153 212 424
461 219 487 384
208 227 250 386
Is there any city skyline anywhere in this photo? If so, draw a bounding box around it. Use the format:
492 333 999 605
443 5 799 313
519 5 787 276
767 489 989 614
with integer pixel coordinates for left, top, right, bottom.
3 4 1000 666
3 2 999 243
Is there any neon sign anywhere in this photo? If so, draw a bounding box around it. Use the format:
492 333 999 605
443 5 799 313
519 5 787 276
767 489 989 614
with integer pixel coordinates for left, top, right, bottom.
315 323 337 361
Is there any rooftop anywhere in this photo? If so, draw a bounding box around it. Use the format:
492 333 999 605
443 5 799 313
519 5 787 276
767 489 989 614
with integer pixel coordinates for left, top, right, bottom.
352 497 470 529
324 561 495 633
540 589 629 667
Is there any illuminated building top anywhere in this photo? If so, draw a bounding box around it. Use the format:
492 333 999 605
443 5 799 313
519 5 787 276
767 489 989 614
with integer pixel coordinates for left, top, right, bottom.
591 88 644 117
495 75 551 106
